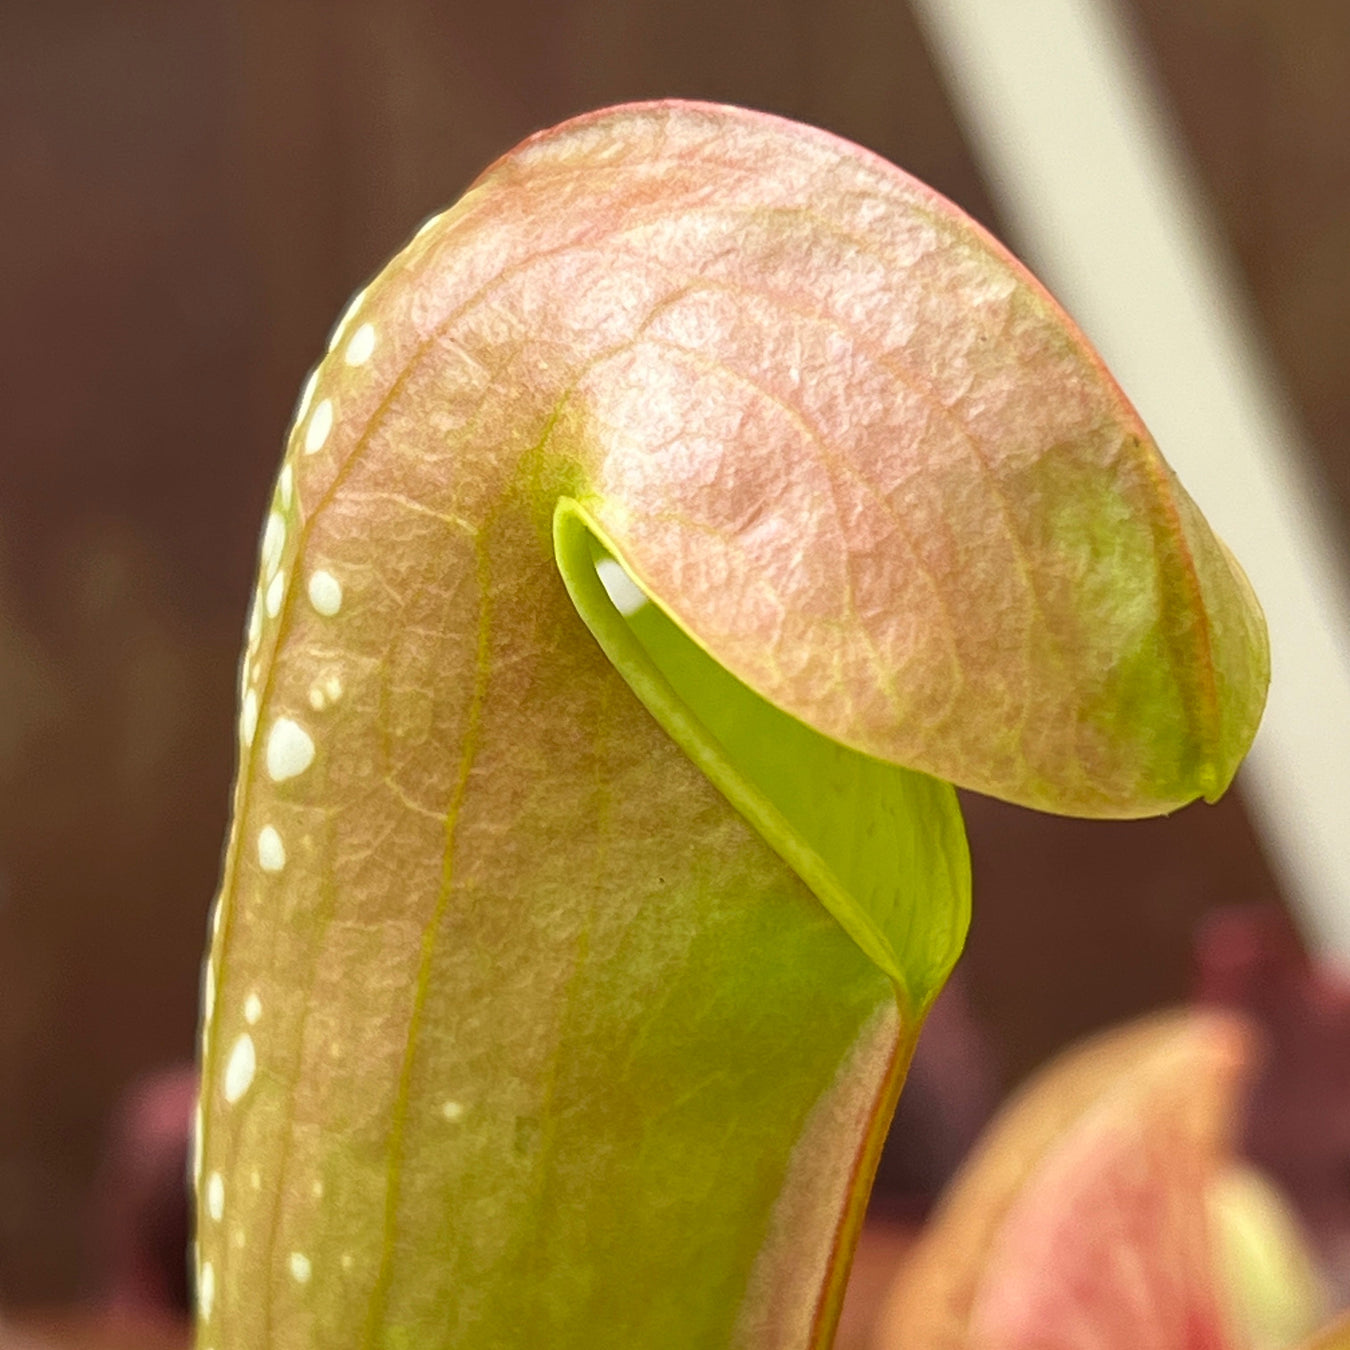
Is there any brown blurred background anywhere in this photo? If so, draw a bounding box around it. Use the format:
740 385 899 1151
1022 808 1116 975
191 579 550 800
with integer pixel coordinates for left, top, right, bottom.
2 0 1346 1314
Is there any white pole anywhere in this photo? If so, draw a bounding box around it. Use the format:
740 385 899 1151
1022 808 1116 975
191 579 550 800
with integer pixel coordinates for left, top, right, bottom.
911 0 1350 959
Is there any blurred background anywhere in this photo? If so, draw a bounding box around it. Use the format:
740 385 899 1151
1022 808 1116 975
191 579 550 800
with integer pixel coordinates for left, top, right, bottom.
3 0 1348 1341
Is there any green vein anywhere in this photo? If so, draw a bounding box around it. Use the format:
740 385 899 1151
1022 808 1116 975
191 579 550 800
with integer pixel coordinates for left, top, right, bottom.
360 527 496 1349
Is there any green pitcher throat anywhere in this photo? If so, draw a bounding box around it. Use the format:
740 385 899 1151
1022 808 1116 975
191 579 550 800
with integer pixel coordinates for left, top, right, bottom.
194 101 1268 1350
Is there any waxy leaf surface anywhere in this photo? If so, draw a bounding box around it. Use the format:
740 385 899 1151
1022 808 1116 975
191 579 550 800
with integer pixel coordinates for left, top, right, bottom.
196 102 1268 1350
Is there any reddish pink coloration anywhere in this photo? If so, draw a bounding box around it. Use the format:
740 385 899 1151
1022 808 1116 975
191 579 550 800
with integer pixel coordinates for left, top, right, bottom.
877 1012 1254 1350
197 102 1268 1348
357 101 1263 818
1196 906 1350 1296
93 1069 196 1322
968 1035 1241 1349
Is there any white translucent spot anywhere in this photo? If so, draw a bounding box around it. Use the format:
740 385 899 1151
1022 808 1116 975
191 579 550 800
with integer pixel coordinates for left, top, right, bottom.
223 1033 256 1103
244 992 262 1025
210 897 223 942
257 825 286 873
295 368 319 423
247 602 261 652
199 1260 215 1321
596 557 647 616
250 1168 261 1191
441 1100 464 1122
340 1252 354 1271
316 672 344 707
307 569 343 616
304 399 333 454
232 1228 246 1250
278 463 294 509
266 717 315 781
328 287 367 351
289 1251 312 1284
344 323 376 367
206 1171 225 1222
261 512 286 579
203 961 216 1021
241 688 258 747
311 1179 324 1199
265 569 286 619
